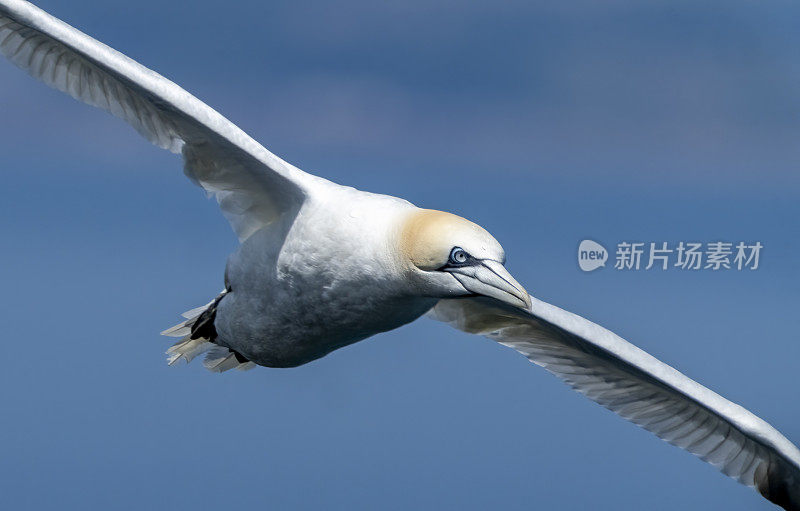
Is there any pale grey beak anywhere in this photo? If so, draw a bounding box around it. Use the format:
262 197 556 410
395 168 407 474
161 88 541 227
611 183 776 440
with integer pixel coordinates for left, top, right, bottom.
447 259 532 309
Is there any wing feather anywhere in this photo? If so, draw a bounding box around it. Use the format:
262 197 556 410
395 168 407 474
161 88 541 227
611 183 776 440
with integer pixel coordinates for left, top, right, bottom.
428 296 800 510
0 0 319 241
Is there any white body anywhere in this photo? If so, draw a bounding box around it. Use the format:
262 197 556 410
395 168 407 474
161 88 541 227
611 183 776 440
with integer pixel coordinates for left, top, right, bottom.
219 185 436 367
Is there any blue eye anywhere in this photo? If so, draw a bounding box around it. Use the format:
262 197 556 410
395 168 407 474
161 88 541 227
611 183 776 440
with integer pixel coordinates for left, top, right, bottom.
449 247 468 264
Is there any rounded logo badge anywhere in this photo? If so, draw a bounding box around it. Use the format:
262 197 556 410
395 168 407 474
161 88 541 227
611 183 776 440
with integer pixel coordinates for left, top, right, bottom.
578 240 608 272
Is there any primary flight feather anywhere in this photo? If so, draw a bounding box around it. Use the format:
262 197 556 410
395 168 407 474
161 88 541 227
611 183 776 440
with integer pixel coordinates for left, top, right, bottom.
1 1 798 508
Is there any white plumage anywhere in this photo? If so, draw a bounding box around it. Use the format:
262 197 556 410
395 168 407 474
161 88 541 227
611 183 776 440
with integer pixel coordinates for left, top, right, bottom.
1 1 798 508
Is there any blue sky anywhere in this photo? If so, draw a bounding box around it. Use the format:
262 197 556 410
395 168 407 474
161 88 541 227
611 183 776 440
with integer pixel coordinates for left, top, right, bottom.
1 1 798 509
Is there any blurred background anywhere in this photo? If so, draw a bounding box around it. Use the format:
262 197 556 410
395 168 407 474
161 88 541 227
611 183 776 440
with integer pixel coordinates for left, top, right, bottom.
1 1 798 509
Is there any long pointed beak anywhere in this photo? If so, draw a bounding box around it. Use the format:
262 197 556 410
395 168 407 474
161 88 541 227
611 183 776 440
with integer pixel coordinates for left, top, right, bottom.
447 259 531 309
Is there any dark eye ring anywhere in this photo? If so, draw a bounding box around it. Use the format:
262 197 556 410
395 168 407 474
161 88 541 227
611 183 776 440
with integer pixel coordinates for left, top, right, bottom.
449 247 469 264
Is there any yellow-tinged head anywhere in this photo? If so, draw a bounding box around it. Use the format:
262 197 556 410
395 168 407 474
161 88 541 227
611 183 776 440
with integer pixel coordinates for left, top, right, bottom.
397 209 530 309
400 209 504 270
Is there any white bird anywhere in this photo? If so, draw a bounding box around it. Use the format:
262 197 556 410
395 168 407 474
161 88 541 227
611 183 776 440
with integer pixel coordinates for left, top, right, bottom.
1 1 798 508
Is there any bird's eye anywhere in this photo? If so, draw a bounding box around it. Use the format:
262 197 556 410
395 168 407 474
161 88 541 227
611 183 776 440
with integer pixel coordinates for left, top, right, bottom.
449 247 469 264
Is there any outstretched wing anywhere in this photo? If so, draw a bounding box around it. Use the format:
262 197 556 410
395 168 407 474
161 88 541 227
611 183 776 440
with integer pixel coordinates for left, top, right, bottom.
428 295 800 510
0 0 318 241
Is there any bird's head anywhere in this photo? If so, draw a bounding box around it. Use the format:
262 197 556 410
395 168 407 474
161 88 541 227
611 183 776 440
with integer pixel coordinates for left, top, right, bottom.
398 209 531 309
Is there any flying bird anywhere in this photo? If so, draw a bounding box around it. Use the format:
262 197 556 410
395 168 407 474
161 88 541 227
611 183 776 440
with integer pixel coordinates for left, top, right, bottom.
1 1 798 508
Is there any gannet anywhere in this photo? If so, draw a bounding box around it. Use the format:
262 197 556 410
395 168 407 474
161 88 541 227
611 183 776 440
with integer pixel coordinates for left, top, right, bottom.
1 1 798 508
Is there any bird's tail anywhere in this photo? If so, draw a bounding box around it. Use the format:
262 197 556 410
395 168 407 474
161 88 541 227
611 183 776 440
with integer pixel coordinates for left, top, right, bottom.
161 290 255 373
